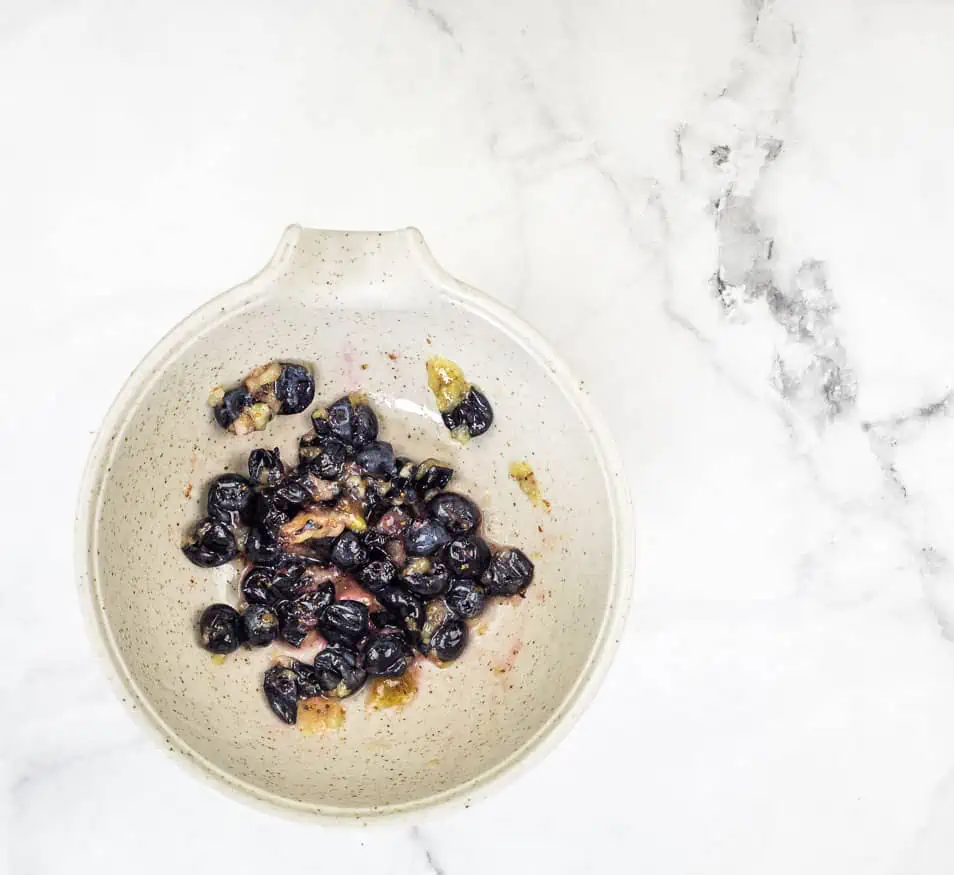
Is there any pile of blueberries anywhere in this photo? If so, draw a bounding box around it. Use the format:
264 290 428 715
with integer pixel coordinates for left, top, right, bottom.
185 392 534 725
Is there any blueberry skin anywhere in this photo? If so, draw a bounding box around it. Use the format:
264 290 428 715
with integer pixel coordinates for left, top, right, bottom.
403 560 450 597
431 617 468 661
199 604 243 653
318 600 370 645
313 644 367 698
183 518 238 568
248 447 284 487
482 548 535 596
427 493 481 535
241 567 276 605
445 579 487 619
376 586 425 637
355 440 397 478
263 666 299 724
357 558 397 593
404 518 451 556
330 530 369 571
414 460 454 492
206 474 255 527
214 386 253 429
275 363 315 415
242 604 279 647
442 387 493 437
363 633 413 678
244 527 284 566
445 535 490 578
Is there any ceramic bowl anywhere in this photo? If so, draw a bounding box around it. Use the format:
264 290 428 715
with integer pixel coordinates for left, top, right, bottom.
75 226 633 820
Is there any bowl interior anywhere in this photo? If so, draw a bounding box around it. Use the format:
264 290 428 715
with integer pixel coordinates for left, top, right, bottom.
86 230 619 815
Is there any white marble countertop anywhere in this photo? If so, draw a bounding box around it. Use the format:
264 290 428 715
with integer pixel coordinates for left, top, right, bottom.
6 0 954 871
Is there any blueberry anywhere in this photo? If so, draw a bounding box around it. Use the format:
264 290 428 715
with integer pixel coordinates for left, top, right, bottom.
276 587 332 647
270 567 311 601
428 493 481 535
442 387 493 438
306 437 347 480
213 386 253 429
242 604 279 646
275 363 315 415
356 440 397 478
376 586 425 636
263 666 299 724
248 447 284 487
275 479 311 507
206 474 255 527
183 518 238 568
289 659 323 699
445 579 487 619
431 618 468 661
319 396 379 448
317 600 369 645
403 559 450 597
482 548 535 596
362 529 390 557
198 604 243 653
249 489 290 533
241 567 276 605
313 644 367 698
363 633 413 678
357 558 397 593
414 459 454 493
404 518 451 556
370 609 405 632
350 403 379 449
445 535 490 578
330 530 369 571
244 527 283 566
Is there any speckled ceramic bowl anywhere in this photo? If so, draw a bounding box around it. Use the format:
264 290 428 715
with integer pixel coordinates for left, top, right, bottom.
76 226 633 821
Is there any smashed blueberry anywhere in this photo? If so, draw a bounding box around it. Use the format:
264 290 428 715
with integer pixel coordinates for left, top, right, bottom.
242 567 276 605
276 590 328 647
263 666 299 724
242 604 279 647
330 529 369 571
431 617 468 662
213 386 254 429
428 493 481 535
445 535 490 579
357 558 397 593
307 437 347 481
442 387 494 438
404 518 451 556
183 518 238 568
356 441 397 478
275 363 315 415
414 459 454 493
244 527 283 566
206 474 255 527
363 633 413 678
375 507 411 538
318 600 369 645
320 395 379 449
289 659 323 699
248 447 284 487
199 604 243 653
270 567 311 601
313 644 367 698
403 559 450 597
362 529 390 557
445 579 487 619
482 548 535 596
249 489 290 533
376 586 425 636
275 479 311 507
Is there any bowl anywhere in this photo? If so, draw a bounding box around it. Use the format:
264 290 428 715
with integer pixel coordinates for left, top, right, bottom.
75 226 633 820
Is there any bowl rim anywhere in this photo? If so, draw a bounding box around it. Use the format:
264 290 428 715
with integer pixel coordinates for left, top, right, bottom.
74 225 635 823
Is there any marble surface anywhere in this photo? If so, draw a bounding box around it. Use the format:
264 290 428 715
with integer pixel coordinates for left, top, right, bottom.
4 0 954 871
